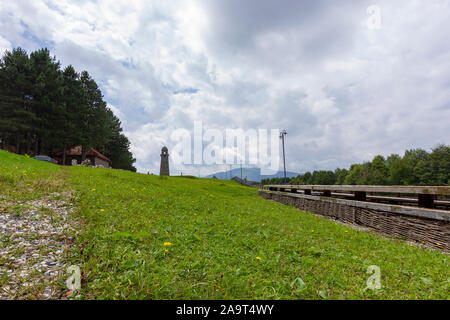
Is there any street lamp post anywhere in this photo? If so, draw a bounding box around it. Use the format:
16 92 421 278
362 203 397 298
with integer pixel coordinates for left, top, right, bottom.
240 160 243 184
280 129 287 184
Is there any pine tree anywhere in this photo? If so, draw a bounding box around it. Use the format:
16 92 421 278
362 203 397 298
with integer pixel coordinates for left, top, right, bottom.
0 48 35 153
29 48 63 154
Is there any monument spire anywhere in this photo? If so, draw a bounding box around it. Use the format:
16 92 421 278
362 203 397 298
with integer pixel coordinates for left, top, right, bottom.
160 146 169 176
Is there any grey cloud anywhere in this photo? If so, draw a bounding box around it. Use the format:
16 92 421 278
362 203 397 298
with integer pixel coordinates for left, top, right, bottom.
200 1 373 67
1 0 449 175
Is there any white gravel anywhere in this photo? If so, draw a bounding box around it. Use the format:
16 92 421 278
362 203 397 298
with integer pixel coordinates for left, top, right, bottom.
0 191 79 299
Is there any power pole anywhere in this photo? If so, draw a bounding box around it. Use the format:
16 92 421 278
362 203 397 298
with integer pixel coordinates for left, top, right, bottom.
240 161 243 184
280 129 287 184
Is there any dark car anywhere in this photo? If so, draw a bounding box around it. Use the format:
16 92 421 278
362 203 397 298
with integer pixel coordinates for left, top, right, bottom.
32 155 58 164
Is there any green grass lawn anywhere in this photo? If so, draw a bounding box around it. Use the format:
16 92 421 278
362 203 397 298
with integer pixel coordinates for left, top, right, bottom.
0 150 448 299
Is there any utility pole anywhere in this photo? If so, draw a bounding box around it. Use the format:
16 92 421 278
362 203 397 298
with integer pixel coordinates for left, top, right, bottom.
280 129 287 184
240 160 243 184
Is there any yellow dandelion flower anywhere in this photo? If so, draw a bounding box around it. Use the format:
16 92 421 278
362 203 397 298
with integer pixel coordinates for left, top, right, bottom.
164 242 172 247
311 230 314 232
91 188 96 191
99 209 105 212
164 249 168 253
256 256 261 260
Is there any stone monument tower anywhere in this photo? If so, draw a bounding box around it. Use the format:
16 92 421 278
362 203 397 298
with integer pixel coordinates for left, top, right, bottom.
160 146 169 176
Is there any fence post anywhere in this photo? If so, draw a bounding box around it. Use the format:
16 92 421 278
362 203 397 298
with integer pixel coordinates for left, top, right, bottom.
354 191 367 201
418 194 434 208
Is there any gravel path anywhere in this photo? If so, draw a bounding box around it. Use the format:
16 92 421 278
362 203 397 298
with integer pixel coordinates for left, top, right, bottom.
0 192 78 299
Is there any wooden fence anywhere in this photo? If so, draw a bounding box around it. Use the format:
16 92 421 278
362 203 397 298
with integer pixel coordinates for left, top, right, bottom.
259 185 450 251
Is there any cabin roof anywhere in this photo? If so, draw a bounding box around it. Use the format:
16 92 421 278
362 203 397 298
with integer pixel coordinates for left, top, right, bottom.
55 146 111 163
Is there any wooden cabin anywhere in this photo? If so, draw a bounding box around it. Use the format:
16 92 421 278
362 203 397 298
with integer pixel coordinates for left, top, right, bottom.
54 146 111 168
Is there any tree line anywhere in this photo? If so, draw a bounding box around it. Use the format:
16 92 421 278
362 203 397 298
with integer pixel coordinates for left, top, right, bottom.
262 145 450 186
0 47 136 171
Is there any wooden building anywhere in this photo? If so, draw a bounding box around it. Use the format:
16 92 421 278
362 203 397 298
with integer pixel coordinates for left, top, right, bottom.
54 146 111 168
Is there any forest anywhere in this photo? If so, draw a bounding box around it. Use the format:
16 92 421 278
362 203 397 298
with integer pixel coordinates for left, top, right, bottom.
0 47 136 172
262 145 450 186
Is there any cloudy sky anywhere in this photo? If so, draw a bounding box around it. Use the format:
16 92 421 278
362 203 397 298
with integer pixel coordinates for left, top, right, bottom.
1 0 449 175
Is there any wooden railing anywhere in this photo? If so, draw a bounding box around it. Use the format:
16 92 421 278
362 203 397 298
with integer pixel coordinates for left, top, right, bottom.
259 185 450 249
261 185 450 210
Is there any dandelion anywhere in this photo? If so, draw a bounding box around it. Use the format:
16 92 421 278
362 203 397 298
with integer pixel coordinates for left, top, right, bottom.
99 209 104 212
91 188 96 191
256 256 261 260
164 249 168 253
311 230 314 232
164 242 172 247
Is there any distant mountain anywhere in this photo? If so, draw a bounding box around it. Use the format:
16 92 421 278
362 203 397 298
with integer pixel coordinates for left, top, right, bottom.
205 167 299 182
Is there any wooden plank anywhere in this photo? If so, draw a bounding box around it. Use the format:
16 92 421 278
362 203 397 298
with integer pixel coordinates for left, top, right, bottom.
367 194 417 203
305 192 450 208
263 184 450 195
259 190 450 222
333 193 450 206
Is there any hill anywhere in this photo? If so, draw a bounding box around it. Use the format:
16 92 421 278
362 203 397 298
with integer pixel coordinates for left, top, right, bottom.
205 167 299 182
0 150 448 299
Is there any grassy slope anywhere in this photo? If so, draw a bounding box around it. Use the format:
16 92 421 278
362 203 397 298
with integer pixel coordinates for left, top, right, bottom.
0 150 448 299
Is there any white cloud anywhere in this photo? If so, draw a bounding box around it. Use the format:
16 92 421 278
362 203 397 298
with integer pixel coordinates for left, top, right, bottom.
1 0 449 175
0 36 11 53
